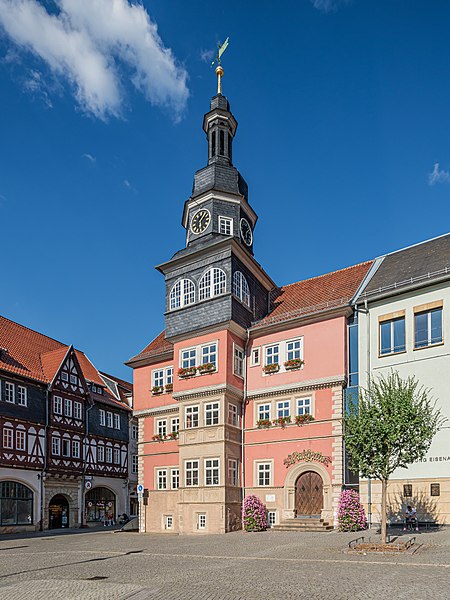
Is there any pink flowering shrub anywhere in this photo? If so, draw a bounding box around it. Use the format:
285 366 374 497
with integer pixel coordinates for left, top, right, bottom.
242 494 268 532
337 489 367 532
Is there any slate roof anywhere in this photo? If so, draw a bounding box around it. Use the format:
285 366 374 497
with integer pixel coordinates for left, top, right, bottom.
126 331 173 365
361 233 450 299
254 261 374 328
0 315 130 411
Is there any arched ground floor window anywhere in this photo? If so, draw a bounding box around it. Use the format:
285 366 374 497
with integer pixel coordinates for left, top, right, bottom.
0 481 33 526
85 487 116 523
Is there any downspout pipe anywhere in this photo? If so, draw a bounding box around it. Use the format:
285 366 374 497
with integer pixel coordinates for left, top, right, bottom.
81 398 94 528
40 385 50 531
241 329 251 519
364 297 372 529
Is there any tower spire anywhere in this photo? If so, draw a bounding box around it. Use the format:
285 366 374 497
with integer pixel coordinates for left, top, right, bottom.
215 65 224 95
211 37 229 96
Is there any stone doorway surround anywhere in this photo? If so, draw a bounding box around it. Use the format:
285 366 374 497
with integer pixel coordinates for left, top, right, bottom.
43 478 80 530
283 462 333 522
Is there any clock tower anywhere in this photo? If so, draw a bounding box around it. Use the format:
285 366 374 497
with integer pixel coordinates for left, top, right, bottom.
157 66 275 341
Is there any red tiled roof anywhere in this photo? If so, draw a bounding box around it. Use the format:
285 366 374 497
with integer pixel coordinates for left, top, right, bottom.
0 317 129 413
255 261 374 328
127 331 173 365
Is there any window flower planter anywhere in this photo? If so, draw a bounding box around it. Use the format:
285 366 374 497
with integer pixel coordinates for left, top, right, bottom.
295 414 314 426
151 386 164 395
178 366 197 378
152 434 164 442
272 416 291 429
263 363 279 374
197 363 216 374
165 383 173 393
284 359 304 370
256 418 272 429
167 431 178 440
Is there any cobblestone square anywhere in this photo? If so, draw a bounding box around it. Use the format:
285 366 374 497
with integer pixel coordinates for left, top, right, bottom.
0 527 449 599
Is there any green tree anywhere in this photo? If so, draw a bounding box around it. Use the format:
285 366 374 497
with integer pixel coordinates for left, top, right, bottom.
344 372 444 544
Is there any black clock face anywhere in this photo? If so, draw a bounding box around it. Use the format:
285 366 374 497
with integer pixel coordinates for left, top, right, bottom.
190 209 211 234
240 218 253 246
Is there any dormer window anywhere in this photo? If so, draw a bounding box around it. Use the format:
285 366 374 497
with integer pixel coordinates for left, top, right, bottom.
199 268 226 301
219 216 233 236
169 279 195 310
232 271 250 307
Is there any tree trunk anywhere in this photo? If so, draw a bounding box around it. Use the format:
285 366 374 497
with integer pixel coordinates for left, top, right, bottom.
381 478 387 545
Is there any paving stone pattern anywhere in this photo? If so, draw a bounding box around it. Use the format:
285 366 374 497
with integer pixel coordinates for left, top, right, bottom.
0 528 449 599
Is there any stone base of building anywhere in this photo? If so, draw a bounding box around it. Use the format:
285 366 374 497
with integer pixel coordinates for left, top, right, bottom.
359 477 450 526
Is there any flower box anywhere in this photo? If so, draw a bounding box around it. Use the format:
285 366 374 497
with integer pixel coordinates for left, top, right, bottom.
152 434 164 442
165 383 173 393
178 366 197 378
256 418 272 429
151 385 164 395
295 414 314 426
197 362 216 374
272 416 291 429
167 431 178 440
263 363 279 374
284 359 304 370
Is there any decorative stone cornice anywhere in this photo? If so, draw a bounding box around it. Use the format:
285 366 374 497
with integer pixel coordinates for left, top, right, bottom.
173 382 243 402
133 404 179 418
246 374 346 400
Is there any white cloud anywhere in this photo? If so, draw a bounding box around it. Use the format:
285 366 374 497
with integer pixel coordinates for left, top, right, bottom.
82 153 96 163
428 163 450 186
311 0 350 13
0 0 189 120
24 69 53 107
200 48 215 64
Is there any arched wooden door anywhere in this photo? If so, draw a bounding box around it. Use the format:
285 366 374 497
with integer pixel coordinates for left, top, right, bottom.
295 471 323 517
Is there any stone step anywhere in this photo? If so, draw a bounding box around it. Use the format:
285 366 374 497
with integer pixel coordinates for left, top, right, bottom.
272 519 333 532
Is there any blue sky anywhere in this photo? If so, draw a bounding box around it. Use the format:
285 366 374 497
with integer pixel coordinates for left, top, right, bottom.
1 0 450 380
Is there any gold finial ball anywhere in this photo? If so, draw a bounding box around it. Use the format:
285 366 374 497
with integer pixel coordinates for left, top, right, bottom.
215 65 224 77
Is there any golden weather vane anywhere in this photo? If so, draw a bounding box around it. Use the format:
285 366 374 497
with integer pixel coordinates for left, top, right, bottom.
211 37 229 95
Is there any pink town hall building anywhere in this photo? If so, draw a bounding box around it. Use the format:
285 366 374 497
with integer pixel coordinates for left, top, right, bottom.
126 72 374 534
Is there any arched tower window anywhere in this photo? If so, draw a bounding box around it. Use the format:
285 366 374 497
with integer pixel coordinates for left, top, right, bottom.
219 130 225 156
199 268 226 301
232 271 250 307
169 279 195 310
211 131 216 158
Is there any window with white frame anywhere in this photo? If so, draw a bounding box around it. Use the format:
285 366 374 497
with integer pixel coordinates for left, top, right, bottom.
153 369 164 387
380 317 405 355
64 398 72 417
199 267 226 300
61 372 68 382
171 417 179 433
132 454 138 474
114 414 120 430
157 469 167 490
268 511 277 527
70 374 77 385
97 387 103 395
181 348 196 369
105 446 113 463
16 429 26 451
171 468 179 489
132 424 138 440
219 216 233 235
205 458 220 485
4 382 14 403
286 339 302 361
169 279 195 310
277 400 290 418
72 440 80 459
185 460 199 486
98 445 105 462
185 405 199 429
201 343 217 366
233 345 244 377
232 271 250 307
74 401 82 420
251 347 260 366
106 412 113 428
198 513 207 529
265 345 279 366
51 435 60 455
166 367 173 385
114 448 120 464
415 307 443 348
53 396 63 415
258 463 271 486
17 386 27 406
296 397 311 416
228 403 238 427
62 438 70 457
3 427 13 449
228 458 238 486
99 409 106 426
258 403 271 421
205 402 219 426
157 419 167 437
164 515 173 529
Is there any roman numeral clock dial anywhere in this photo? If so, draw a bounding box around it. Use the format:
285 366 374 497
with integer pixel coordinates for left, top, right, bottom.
190 209 211 234
240 218 253 246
